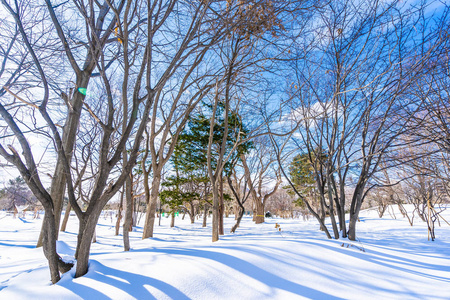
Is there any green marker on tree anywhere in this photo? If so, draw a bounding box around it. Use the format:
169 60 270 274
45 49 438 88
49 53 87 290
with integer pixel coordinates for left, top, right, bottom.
78 87 87 95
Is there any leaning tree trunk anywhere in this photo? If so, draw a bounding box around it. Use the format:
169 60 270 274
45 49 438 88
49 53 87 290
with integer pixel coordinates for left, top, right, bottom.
230 207 244 233
60 202 71 232
348 193 363 241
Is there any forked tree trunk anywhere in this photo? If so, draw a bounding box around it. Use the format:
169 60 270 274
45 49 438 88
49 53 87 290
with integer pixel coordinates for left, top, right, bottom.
36 75 92 248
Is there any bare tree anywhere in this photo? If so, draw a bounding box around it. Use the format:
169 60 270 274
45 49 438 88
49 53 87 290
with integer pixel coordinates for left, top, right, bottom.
283 0 447 240
240 138 281 224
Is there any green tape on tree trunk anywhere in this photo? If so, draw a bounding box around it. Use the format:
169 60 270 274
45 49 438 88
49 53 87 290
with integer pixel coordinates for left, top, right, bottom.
78 87 87 95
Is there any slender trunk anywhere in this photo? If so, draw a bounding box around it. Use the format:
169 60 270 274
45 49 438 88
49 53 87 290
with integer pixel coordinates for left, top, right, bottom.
142 172 161 239
339 185 347 237
219 175 224 235
202 204 208 227
123 174 132 251
230 208 244 233
115 191 124 236
189 203 195 224
326 175 339 239
60 202 71 232
212 185 219 242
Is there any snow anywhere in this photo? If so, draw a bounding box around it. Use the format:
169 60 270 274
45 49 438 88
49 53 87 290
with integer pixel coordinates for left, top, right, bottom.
1 206 449 299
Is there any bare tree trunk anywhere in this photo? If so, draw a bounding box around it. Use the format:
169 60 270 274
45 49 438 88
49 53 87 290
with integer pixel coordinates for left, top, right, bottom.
142 172 161 239
170 212 175 227
60 203 71 232
348 190 364 241
115 191 124 236
230 208 244 233
202 204 208 227
212 185 219 242
254 199 264 224
75 213 98 278
348 215 358 241
36 74 91 247
92 228 96 243
41 212 61 283
189 203 195 224
219 175 224 235
123 174 132 251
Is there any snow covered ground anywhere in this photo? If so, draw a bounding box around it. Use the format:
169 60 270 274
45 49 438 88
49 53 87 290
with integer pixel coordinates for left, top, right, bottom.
1 206 449 299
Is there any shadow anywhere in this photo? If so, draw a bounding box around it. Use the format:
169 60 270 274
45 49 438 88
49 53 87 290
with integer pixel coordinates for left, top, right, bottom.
58 260 189 300
292 239 450 283
18 217 32 224
132 247 345 299
0 241 35 249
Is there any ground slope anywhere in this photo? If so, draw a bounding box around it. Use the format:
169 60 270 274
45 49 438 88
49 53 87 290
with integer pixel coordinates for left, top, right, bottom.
1 206 449 299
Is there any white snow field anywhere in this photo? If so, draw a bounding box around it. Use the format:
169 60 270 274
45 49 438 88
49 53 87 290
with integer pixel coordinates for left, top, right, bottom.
1 206 449 300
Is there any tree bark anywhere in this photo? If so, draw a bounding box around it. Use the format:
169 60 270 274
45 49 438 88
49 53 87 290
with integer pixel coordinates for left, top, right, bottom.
254 199 264 224
60 202 71 232
212 184 219 242
189 203 195 224
37 76 90 247
230 207 244 233
202 204 208 227
170 212 175 227
219 175 224 235
41 212 61 284
115 191 124 236
123 174 133 251
75 208 101 277
142 172 161 239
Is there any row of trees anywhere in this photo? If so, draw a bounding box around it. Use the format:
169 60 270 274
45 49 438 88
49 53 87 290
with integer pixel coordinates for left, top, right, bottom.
1 0 449 284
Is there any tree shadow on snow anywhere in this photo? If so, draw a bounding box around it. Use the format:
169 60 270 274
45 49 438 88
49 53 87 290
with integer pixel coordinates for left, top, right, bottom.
58 260 189 299
142 247 345 299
